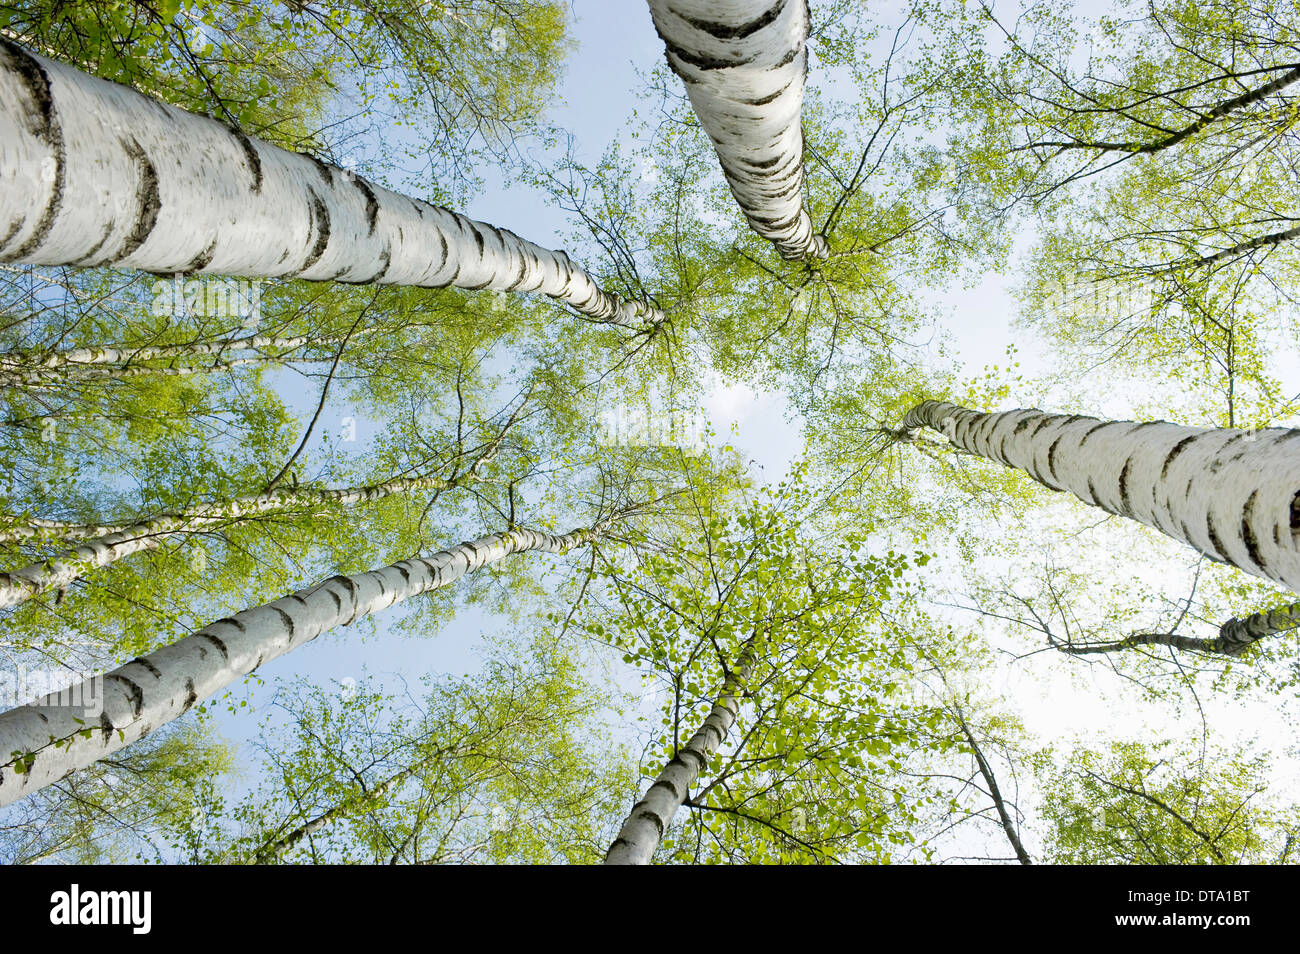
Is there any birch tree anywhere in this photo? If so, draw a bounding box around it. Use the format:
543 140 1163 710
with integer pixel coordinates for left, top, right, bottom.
591 480 940 864
0 468 500 610
0 40 662 329
0 520 619 808
898 399 1300 594
645 0 828 261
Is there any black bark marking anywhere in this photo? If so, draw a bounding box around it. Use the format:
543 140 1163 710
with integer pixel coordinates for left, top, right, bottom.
663 40 744 72
1077 421 1109 447
1206 512 1231 564
105 674 144 717
738 154 784 170
354 175 380 235
181 678 198 713
744 87 787 106
1161 436 1196 481
1292 491 1300 540
1118 457 1134 516
0 217 23 252
469 222 486 257
233 130 263 193
200 632 229 661
272 607 295 637
1 40 65 259
1046 435 1065 481
306 153 333 187
301 189 331 270
117 136 161 259
676 0 789 40
72 221 114 265
1031 415 1055 439
182 239 218 273
774 45 801 69
130 656 162 679
1241 491 1267 573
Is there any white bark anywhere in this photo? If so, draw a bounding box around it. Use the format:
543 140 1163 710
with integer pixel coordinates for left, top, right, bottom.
0 473 473 610
0 525 597 808
604 639 757 865
646 0 828 261
0 330 350 386
0 40 661 329
901 400 1300 593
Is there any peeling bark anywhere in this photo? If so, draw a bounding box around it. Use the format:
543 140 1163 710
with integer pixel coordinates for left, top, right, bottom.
646 0 828 261
0 40 661 329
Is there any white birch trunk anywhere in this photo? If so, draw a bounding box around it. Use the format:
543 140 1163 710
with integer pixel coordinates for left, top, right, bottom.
901 400 1300 593
0 473 470 610
645 0 828 261
0 40 661 329
4 354 264 388
0 330 352 386
0 525 597 808
604 639 757 864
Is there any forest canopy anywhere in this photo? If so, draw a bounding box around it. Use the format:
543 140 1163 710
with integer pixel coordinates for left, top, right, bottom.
0 0 1296 867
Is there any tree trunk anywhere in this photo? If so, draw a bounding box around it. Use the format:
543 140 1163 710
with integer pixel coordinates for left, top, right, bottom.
899 400 1300 592
645 0 828 261
0 472 477 610
0 524 600 808
2 355 265 388
604 637 758 864
0 329 356 387
1063 600 1300 657
0 40 661 329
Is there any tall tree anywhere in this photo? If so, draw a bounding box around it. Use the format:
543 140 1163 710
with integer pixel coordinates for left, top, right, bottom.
0 40 662 328
897 399 1300 593
645 0 829 261
0 518 629 807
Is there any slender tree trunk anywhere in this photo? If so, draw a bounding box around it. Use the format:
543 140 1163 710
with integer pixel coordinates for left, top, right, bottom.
645 0 828 261
604 637 758 864
1062 600 1300 657
0 40 661 329
954 711 1032 865
899 400 1300 593
0 524 601 808
0 516 129 545
2 355 265 388
0 329 357 386
0 472 477 610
